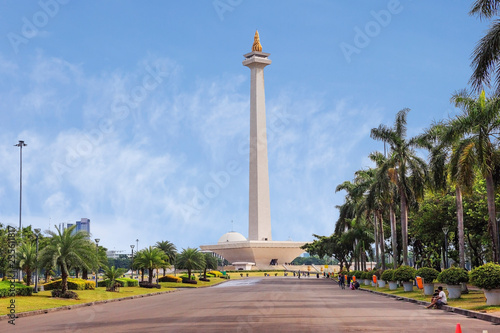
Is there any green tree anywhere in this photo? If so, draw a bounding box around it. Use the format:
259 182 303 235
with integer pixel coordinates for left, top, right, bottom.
176 248 205 280
155 240 177 276
38 225 96 293
16 240 37 286
134 246 168 284
202 252 218 279
102 265 126 291
469 0 500 92
446 89 500 262
371 108 428 266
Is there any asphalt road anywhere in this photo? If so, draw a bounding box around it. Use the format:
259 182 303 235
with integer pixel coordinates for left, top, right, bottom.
3 277 500 332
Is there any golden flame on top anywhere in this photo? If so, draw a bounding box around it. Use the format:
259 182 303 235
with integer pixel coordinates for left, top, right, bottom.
252 30 262 52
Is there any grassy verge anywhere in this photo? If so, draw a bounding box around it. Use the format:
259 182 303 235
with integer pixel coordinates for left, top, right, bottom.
0 286 176 316
360 284 500 313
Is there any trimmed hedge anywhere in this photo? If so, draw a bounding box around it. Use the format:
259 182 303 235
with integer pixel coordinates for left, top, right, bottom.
208 270 223 277
182 278 198 284
393 265 416 282
438 267 469 285
381 269 394 282
97 278 139 287
51 290 79 299
0 281 33 297
158 275 182 283
416 267 439 284
470 263 500 290
139 282 161 289
42 278 95 291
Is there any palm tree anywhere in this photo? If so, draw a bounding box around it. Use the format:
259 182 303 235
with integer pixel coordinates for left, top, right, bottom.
16 240 37 286
134 246 168 284
202 252 218 279
371 108 428 266
422 122 470 269
469 0 500 92
102 265 126 291
366 152 397 270
38 225 96 293
155 240 177 276
445 89 500 262
176 248 205 280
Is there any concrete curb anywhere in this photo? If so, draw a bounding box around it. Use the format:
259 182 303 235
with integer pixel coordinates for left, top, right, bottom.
359 287 500 325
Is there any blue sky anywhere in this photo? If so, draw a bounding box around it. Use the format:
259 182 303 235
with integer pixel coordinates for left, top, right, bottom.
0 1 490 254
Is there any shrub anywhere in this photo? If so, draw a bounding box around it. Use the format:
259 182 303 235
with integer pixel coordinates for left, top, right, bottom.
351 270 362 279
438 267 469 285
158 275 182 283
416 267 439 284
182 278 198 284
381 269 394 282
51 289 79 299
393 265 416 282
199 278 210 282
0 281 33 297
179 274 195 280
98 278 138 288
139 282 161 289
42 278 92 291
371 269 381 278
362 271 372 280
470 263 500 290
208 270 223 277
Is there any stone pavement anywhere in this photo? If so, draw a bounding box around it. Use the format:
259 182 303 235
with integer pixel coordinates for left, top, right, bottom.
2 277 500 332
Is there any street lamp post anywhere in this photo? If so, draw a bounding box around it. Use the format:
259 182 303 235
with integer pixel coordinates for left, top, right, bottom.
442 226 449 269
95 238 100 287
34 228 41 293
130 245 135 279
136 239 139 276
14 140 27 282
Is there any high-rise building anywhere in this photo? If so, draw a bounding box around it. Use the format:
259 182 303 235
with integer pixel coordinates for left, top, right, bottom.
67 218 91 237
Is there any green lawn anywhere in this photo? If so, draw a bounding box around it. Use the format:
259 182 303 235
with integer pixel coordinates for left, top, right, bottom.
359 283 500 313
0 286 177 316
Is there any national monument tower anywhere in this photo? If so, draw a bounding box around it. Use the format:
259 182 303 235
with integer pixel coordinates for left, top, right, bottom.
200 32 305 269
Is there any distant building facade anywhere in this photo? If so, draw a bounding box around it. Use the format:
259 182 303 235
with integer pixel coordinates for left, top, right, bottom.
65 218 91 237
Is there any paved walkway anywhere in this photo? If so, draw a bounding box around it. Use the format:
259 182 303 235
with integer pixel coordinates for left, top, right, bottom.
3 277 500 332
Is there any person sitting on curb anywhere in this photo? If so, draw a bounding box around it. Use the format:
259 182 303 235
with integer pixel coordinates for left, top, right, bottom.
426 286 447 309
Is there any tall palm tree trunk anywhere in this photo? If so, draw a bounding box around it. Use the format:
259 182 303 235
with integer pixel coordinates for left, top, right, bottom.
148 268 153 284
378 212 386 270
390 204 398 268
456 186 466 268
25 269 32 286
486 173 499 263
400 188 409 266
373 214 379 267
61 264 68 293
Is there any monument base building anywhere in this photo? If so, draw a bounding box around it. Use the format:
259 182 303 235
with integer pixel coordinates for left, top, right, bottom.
200 232 306 269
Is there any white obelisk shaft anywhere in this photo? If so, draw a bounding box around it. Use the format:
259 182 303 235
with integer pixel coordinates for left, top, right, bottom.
243 50 272 241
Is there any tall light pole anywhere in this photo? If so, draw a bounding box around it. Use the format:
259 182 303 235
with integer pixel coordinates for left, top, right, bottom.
130 245 135 278
14 140 27 282
34 228 41 293
95 238 100 287
442 226 449 269
136 239 139 277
